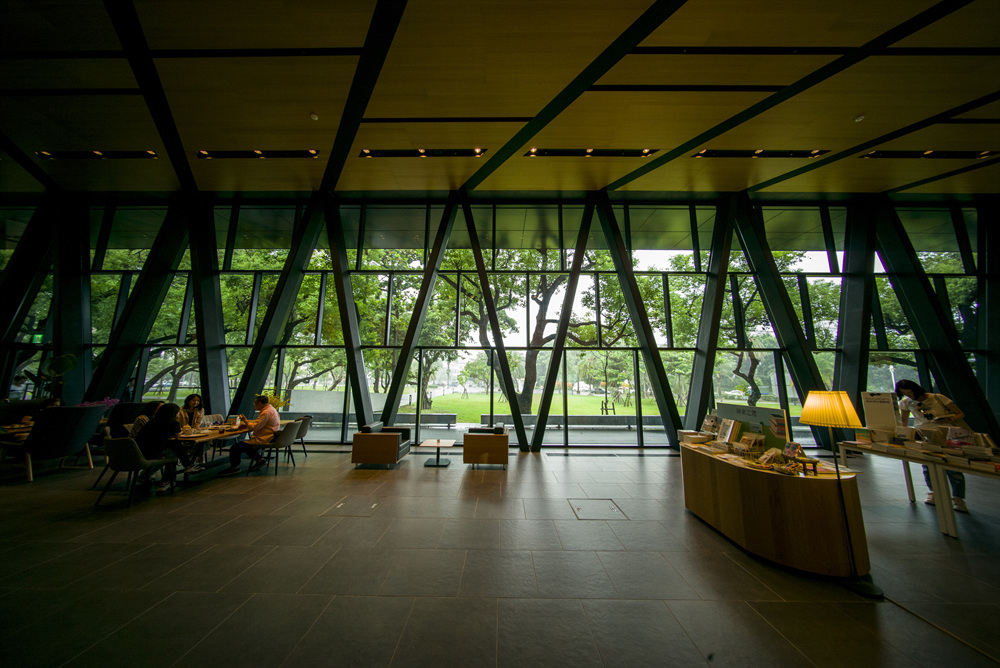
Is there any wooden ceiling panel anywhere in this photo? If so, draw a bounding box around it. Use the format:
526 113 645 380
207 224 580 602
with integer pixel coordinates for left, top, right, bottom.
597 54 835 87
902 160 1000 194
700 56 1000 149
338 123 524 192
191 159 325 192
874 123 1000 151
756 156 998 194
0 0 121 51
134 0 376 49
366 0 653 118
157 57 355 148
0 95 163 152
617 156 826 194
0 59 136 90
474 91 769 191
0 152 45 193
28 160 180 192
640 0 938 47
895 1 1000 47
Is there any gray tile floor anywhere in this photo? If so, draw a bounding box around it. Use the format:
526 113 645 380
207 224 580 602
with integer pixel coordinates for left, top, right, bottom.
2 448 1000 667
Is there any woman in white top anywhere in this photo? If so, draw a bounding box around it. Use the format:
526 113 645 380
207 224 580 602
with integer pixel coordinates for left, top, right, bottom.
895 379 968 512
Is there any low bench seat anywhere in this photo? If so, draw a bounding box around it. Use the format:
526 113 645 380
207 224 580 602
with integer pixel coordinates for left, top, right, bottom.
352 422 411 467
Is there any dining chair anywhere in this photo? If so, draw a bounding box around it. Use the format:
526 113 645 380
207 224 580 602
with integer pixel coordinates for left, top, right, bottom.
254 421 302 476
294 415 312 458
94 437 176 507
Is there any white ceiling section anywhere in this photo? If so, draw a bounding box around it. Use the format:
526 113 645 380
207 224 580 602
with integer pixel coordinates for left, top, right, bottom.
1 0 997 197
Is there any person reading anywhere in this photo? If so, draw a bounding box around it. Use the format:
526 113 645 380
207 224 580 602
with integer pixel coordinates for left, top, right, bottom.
895 379 970 513
219 395 279 475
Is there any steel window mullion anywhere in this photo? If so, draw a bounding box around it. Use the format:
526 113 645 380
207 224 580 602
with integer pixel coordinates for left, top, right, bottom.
454 271 462 348
874 194 998 435
315 273 327 346
188 198 230 417
461 193 530 451
246 273 262 344
327 198 374 427
231 195 324 415
976 202 1000 416
177 276 193 345
662 274 673 348
223 201 239 271
820 204 840 274
92 204 115 271
685 196 734 431
87 198 189 401
379 193 458 426
595 190 680 446
950 205 976 274
383 271 394 345
731 192 826 444
530 196 594 451
832 199 876 410
633 348 644 447
730 274 747 349
689 204 702 273
797 275 815 350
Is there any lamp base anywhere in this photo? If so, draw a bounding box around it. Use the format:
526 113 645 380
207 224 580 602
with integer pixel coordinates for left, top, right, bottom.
839 573 884 599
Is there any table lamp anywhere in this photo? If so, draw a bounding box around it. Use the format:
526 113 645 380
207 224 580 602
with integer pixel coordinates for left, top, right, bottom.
798 390 881 597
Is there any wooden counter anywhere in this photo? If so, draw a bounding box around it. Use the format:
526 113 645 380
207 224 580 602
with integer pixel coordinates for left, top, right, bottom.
681 444 870 577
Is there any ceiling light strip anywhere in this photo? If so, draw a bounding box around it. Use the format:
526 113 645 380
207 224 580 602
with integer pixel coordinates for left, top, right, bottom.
523 148 656 157
361 117 533 123
589 84 784 92
359 148 485 158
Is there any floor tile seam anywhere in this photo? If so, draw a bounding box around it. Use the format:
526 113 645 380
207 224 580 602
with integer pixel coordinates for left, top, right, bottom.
0 540 91 579
717 550 787 602
656 598 718 665
834 597 1000 665
167 591 265 668
57 588 178 668
108 541 218 588
736 599 820 666
56 541 151 589
204 543 280 593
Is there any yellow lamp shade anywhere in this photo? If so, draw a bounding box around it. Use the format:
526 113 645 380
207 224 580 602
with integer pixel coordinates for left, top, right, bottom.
799 390 863 429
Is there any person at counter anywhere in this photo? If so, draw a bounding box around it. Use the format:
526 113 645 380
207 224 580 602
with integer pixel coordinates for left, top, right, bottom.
895 379 970 513
219 395 279 476
178 394 205 430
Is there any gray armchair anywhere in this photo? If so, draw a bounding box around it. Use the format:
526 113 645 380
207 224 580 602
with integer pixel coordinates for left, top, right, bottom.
255 421 302 476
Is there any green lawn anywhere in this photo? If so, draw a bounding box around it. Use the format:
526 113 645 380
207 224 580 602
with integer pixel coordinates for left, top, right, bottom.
401 392 800 423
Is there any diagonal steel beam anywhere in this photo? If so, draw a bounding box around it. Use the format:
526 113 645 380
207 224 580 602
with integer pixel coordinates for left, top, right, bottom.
832 198 878 412
0 199 58 343
685 196 735 430
380 193 459 425
87 197 189 400
103 0 197 192
595 190 681 445
459 191 530 450
976 200 1000 423
52 198 92 405
730 192 826 413
462 0 689 191
325 197 374 427
231 196 325 415
608 0 975 192
530 196 595 451
187 196 230 416
320 0 408 193
873 195 999 435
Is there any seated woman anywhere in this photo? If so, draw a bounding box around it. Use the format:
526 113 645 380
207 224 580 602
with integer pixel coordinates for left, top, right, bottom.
128 401 163 439
134 403 202 490
178 394 205 430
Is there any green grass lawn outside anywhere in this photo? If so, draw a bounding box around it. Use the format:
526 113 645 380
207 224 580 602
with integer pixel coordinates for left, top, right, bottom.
400 392 802 423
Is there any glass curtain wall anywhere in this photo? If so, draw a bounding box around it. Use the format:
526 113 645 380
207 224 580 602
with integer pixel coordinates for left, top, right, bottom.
0 199 987 448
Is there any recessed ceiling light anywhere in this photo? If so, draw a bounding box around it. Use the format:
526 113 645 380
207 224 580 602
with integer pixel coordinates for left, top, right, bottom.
310 113 319 121
93 150 103 156
854 114 865 123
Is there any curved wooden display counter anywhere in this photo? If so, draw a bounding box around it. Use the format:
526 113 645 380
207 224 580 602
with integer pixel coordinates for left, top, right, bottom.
681 444 870 577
